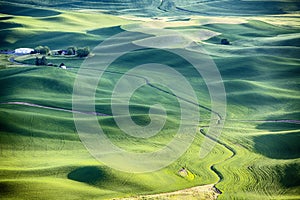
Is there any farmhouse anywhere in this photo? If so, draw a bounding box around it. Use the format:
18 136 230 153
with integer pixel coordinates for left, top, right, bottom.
14 48 34 55
52 50 67 55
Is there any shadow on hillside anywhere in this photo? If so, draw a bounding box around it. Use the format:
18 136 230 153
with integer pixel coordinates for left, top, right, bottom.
87 26 123 37
0 16 14 21
256 122 300 132
0 2 61 17
253 132 300 159
67 166 151 192
0 22 23 29
0 30 97 50
0 182 13 196
67 166 108 185
278 163 300 188
0 25 127 49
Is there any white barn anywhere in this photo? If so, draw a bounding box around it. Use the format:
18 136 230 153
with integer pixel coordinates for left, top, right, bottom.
14 48 34 55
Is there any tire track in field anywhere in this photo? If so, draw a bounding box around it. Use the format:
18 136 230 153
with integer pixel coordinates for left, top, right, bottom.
0 102 110 116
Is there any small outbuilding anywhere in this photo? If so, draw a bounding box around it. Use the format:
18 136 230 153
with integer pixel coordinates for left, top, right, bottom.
59 63 67 69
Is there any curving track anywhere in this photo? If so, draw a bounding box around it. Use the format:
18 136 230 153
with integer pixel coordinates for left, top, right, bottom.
0 102 110 116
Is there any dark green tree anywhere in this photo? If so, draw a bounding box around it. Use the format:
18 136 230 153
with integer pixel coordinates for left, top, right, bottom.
77 47 90 57
66 46 77 55
35 57 40 66
35 56 47 66
34 46 50 55
41 56 47 65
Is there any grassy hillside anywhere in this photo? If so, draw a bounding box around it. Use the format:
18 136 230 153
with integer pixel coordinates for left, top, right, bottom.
0 1 299 200
0 1 132 49
1 0 300 17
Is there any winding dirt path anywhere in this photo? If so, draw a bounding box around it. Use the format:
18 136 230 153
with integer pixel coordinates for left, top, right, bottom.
199 128 236 195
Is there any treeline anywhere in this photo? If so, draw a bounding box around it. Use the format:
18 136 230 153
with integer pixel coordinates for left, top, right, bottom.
65 46 90 57
33 46 50 55
35 56 47 66
32 45 90 57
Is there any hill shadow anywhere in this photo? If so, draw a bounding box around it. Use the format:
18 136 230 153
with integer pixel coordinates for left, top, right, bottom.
67 166 151 193
0 182 13 196
0 22 23 30
87 26 123 37
253 132 300 159
254 114 300 160
0 24 127 49
0 30 99 50
0 16 14 21
256 122 300 133
0 2 61 17
279 163 300 188
67 166 108 185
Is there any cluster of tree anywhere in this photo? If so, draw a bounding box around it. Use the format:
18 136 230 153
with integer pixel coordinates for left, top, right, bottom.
35 56 47 66
65 46 90 57
32 45 90 57
66 46 77 55
33 46 50 55
76 47 90 57
221 39 230 45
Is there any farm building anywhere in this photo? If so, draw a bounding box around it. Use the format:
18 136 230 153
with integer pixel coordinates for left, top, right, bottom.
53 50 67 55
14 48 34 54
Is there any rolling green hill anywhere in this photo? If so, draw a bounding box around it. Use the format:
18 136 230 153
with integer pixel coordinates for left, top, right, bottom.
1 0 300 17
0 1 299 200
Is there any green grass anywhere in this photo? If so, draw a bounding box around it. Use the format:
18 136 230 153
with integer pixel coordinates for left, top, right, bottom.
0 104 227 199
0 1 300 200
0 2 133 50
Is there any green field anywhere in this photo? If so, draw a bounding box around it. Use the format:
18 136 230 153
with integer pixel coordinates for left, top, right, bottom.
0 1 299 200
